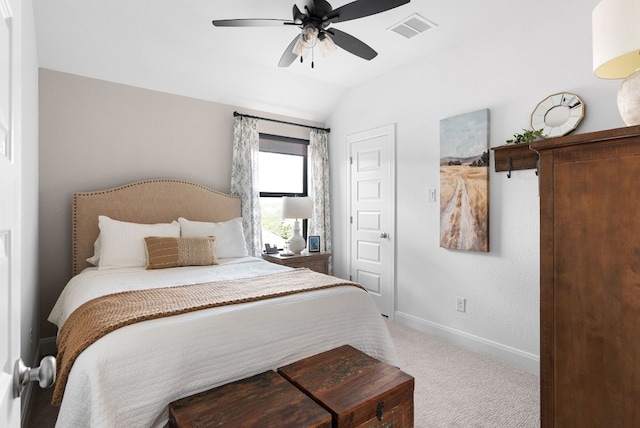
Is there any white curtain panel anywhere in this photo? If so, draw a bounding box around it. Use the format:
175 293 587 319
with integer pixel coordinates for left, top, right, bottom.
309 129 332 270
231 116 262 256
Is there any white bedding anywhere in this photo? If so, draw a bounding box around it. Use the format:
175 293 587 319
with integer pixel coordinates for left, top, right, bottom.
49 257 398 428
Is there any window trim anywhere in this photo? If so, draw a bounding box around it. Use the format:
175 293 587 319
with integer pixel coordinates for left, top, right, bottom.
259 133 310 241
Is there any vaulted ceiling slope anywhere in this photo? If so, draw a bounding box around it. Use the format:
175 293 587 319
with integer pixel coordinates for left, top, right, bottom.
34 0 516 122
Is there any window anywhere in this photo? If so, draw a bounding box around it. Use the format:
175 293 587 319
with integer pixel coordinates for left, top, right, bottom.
258 134 308 249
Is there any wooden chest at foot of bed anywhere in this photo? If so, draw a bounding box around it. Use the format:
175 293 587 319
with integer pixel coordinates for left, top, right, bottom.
278 345 414 428
168 370 332 428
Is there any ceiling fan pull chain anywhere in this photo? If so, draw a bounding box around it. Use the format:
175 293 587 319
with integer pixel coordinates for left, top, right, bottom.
312 48 315 68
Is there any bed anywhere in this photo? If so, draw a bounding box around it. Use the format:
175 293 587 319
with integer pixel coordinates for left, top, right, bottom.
48 179 398 428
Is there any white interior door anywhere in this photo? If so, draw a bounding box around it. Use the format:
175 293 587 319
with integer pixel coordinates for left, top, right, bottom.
0 2 21 426
348 125 395 317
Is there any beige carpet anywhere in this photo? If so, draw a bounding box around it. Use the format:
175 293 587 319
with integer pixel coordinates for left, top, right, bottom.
386 319 540 428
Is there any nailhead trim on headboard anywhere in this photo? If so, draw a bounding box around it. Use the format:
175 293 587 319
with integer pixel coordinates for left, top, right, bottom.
72 179 241 276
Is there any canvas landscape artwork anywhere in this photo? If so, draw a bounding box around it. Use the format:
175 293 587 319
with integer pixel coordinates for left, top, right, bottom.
439 109 489 252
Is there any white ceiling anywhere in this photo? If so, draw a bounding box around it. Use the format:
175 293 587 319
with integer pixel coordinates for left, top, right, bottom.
33 0 505 122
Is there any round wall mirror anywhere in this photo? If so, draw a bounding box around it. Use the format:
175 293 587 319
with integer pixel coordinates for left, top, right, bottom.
531 92 585 138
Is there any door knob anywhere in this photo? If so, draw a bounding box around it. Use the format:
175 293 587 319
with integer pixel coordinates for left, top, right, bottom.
380 232 388 238
13 355 56 398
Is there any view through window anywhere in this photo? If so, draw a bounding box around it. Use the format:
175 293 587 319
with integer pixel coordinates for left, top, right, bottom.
259 134 308 250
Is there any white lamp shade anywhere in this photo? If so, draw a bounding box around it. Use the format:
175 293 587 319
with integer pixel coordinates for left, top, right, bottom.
282 196 313 219
593 0 640 78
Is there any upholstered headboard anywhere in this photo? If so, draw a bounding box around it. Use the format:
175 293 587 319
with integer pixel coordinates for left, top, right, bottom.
72 179 241 276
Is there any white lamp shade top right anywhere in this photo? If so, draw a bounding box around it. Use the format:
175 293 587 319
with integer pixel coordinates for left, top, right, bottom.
593 0 640 78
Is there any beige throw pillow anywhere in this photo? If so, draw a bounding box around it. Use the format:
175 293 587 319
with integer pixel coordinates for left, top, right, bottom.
144 236 218 270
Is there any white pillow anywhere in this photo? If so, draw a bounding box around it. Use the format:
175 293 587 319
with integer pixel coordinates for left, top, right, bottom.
97 216 180 270
86 234 102 266
178 217 248 259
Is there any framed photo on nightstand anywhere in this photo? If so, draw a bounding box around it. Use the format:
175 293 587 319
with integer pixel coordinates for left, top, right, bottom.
308 236 320 252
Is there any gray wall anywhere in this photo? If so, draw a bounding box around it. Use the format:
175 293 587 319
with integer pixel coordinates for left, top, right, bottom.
38 69 323 337
327 0 623 371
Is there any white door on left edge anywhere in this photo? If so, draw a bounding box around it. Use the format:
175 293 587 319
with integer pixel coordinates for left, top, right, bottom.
348 125 395 317
0 1 21 426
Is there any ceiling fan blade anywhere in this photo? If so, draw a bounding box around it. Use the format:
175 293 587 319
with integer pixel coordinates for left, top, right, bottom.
327 28 377 60
278 35 301 67
212 19 294 27
312 0 334 17
325 0 410 23
292 5 307 23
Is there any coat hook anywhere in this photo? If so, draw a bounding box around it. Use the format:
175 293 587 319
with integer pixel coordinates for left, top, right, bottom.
507 158 513 179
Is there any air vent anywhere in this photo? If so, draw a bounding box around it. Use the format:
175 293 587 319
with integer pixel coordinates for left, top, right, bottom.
388 13 437 39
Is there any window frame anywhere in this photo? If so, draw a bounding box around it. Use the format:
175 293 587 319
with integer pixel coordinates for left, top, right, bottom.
258 133 310 241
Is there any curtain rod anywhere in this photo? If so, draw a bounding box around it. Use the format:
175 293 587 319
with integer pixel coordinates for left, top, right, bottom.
233 111 330 133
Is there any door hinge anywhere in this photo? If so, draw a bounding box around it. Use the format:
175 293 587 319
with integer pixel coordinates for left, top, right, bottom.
350 156 353 165
350 216 353 224
349 275 352 281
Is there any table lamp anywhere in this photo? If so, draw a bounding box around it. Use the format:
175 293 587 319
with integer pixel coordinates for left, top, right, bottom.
282 196 313 254
593 0 640 125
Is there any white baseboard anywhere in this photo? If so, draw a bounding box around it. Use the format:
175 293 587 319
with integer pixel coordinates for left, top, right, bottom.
394 311 540 374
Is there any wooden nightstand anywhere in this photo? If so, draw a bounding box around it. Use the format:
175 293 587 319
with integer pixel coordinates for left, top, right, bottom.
262 252 331 275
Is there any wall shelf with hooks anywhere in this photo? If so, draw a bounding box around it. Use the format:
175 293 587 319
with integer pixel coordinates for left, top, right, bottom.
491 143 538 178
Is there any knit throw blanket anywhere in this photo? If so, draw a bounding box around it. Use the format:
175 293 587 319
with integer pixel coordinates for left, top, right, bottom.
52 268 364 406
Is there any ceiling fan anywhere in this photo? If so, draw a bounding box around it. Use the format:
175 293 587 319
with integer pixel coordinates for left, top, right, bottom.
212 0 411 68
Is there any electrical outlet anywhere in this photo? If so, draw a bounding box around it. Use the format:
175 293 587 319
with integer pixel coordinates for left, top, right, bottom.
456 297 466 313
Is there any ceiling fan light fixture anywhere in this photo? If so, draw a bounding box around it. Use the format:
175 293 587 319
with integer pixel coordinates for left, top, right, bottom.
292 37 311 58
318 32 337 57
301 25 319 48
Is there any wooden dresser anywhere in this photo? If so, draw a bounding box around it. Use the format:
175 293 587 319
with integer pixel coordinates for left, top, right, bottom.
531 126 640 428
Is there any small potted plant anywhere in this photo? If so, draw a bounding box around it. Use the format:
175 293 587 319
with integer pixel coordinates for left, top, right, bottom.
506 128 544 144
